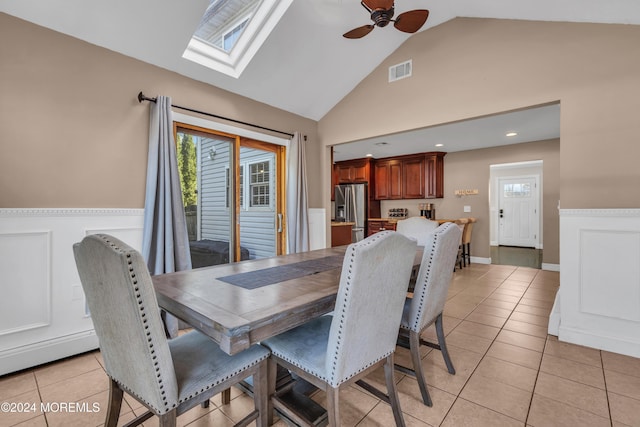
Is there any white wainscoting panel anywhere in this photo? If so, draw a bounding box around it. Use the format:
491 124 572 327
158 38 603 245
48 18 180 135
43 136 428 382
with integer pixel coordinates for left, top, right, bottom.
557 209 640 358
0 231 51 336
0 209 144 375
308 208 327 250
580 229 640 321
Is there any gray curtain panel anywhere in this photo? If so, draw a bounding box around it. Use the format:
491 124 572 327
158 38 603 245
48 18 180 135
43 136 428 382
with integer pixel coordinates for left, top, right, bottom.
286 132 310 253
142 96 192 338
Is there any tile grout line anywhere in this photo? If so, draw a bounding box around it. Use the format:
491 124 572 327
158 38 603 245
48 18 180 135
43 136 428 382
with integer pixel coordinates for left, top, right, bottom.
600 350 614 427
437 265 537 425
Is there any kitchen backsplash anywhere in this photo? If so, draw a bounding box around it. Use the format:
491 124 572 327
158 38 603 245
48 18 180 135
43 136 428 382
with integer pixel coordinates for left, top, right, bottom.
382 199 438 218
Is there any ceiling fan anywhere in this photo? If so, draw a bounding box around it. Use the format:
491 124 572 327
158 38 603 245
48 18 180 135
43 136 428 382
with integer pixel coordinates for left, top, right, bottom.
343 0 429 39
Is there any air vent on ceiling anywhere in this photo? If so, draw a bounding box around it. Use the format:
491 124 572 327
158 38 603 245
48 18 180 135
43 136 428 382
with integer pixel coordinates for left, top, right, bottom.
389 59 412 82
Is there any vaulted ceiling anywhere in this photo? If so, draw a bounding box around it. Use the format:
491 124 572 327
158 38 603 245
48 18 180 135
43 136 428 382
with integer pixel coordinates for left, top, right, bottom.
2 0 640 122
3 1 639 161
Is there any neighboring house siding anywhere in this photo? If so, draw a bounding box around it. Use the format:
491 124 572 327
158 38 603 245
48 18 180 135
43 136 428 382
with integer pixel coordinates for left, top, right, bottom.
239 146 276 260
200 138 231 244
198 139 275 260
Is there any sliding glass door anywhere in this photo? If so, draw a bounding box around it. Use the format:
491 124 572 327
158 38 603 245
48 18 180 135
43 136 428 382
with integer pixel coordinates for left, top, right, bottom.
175 124 285 267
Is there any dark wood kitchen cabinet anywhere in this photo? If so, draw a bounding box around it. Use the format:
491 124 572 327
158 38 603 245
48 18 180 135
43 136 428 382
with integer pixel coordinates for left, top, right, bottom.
331 223 353 247
373 152 445 200
425 152 446 199
335 158 371 183
373 159 402 200
367 219 397 236
402 155 426 199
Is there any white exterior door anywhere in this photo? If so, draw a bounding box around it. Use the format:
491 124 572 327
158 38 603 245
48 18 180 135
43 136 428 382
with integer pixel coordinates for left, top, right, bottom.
498 176 539 247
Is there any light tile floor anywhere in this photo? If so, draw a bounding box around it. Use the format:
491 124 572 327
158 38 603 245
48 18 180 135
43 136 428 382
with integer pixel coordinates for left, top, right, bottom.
2 263 640 426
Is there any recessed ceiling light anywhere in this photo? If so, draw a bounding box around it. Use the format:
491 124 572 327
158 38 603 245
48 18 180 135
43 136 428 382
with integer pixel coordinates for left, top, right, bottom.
375 142 388 146
366 153 373 157
435 143 444 147
506 132 518 137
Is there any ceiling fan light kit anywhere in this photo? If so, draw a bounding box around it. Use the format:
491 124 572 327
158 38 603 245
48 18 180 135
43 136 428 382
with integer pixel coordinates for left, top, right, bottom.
343 0 429 39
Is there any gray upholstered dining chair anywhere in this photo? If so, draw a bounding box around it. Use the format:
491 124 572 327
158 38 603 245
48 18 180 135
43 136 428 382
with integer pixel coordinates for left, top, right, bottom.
262 231 417 427
73 234 270 427
396 222 461 407
396 216 439 246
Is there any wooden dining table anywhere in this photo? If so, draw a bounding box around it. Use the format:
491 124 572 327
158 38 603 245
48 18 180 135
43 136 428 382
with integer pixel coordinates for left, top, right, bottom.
153 244 423 425
152 245 422 356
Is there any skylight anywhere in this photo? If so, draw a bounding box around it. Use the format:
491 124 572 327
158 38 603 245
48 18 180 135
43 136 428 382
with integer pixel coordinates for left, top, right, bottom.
184 0 293 78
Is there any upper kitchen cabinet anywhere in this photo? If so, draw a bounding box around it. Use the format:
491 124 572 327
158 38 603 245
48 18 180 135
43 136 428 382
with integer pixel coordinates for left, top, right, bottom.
374 159 402 199
402 155 426 199
334 158 373 184
425 152 446 199
374 153 445 200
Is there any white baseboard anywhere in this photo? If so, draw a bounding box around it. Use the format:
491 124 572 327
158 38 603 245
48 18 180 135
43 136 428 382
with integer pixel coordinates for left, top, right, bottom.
548 293 561 335
542 263 560 272
470 256 491 264
0 331 99 376
558 325 640 358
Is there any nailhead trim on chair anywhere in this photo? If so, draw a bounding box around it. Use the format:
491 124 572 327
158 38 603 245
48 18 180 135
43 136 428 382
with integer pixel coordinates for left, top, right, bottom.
270 232 397 386
330 231 392 386
176 353 269 404
97 234 175 412
97 234 271 411
399 224 453 333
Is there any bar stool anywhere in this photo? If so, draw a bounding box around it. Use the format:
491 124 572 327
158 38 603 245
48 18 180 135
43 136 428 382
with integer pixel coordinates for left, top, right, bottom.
454 218 468 270
461 217 476 267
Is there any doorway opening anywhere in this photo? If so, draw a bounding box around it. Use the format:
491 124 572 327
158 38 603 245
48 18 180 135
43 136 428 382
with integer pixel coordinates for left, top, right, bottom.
489 160 542 268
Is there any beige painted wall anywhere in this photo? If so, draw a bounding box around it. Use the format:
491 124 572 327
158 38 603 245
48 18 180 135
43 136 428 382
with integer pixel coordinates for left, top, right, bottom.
318 18 640 213
0 13 319 208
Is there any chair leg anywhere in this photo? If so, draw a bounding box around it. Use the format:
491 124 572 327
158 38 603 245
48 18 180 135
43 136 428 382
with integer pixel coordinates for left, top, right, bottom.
461 244 467 267
409 330 432 407
383 354 406 427
158 410 177 427
221 388 231 405
252 361 269 427
326 386 340 427
435 314 455 375
465 242 471 266
267 357 277 425
105 378 124 427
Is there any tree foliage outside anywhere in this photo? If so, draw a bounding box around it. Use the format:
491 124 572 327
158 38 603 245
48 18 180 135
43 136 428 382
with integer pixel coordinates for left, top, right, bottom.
177 133 197 207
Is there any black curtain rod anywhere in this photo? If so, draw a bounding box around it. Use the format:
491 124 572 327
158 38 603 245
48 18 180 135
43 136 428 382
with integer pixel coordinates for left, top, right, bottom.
137 92 294 138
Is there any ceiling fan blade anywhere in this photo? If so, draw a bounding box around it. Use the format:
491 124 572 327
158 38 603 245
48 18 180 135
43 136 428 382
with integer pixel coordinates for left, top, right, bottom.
343 25 375 39
362 0 394 11
394 9 429 33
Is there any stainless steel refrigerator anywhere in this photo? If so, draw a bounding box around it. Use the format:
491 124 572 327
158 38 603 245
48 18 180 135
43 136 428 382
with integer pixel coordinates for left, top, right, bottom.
334 183 368 243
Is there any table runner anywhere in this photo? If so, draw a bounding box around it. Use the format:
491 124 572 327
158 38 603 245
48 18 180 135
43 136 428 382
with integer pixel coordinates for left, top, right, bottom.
218 255 344 290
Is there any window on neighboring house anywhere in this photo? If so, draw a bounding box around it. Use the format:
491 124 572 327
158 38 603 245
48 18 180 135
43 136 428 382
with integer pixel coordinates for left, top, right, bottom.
227 161 270 209
249 161 270 207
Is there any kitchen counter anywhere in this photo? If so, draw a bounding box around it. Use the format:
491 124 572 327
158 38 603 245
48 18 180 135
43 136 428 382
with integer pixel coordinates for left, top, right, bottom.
368 217 400 223
331 221 355 227
370 217 452 224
